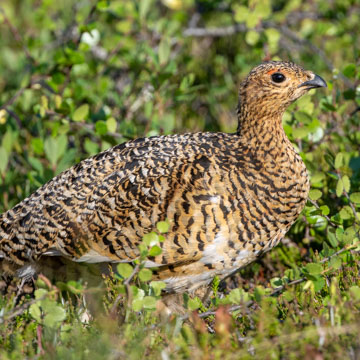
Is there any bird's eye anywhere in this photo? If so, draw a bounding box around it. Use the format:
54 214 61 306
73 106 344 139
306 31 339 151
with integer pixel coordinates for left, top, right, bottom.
271 73 286 83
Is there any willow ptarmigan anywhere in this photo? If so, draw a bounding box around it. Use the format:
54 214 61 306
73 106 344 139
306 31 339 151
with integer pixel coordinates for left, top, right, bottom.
0 61 326 293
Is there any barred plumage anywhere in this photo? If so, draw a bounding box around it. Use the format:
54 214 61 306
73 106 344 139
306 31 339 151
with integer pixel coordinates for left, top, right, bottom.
0 61 326 292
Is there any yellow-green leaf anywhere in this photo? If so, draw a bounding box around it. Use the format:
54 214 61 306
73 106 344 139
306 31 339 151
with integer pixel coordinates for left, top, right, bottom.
305 263 322 275
342 175 350 193
0 147 9 173
336 179 344 197
138 268 152 282
339 206 353 220
158 38 171 65
245 30 260 45
117 263 133 278
149 245 162 257
350 192 360 204
156 220 170 233
143 232 159 246
309 189 322 201
73 104 89 122
106 117 117 133
334 153 343 169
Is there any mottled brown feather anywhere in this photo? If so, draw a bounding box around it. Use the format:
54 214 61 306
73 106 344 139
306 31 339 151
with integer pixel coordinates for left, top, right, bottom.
0 61 326 292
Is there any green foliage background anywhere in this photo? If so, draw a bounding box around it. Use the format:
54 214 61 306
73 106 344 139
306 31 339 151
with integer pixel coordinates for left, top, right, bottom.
0 0 359 358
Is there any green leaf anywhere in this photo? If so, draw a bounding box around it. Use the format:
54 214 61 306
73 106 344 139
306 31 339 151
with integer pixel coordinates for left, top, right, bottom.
29 304 42 322
245 30 260 45
106 117 117 133
0 147 9 173
95 120 108 135
343 64 356 78
334 153 343 169
28 157 44 174
329 256 342 270
43 305 66 328
339 206 353 220
305 263 323 275
342 175 350 193
84 139 100 156
336 227 344 241
311 275 325 292
320 205 330 216
138 268 152 282
72 104 89 122
2 130 15 153
139 0 153 19
142 296 157 309
282 291 294 302
117 263 133 278
227 288 250 304
44 135 67 166
292 127 309 139
31 138 44 155
343 226 357 242
264 28 280 52
132 299 143 312
336 179 344 197
149 245 162 257
309 189 322 201
143 232 159 246
150 281 166 296
327 228 338 248
188 297 201 311
158 38 171 65
350 192 360 203
34 288 48 300
156 220 170 233
350 286 360 301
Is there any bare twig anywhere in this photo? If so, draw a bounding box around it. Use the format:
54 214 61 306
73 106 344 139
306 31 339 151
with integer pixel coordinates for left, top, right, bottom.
184 23 246 37
309 199 338 227
110 263 141 315
0 87 28 110
37 325 45 355
0 295 46 322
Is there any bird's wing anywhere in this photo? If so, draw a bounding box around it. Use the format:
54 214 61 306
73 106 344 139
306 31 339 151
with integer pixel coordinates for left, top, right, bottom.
0 133 230 268
72 145 220 267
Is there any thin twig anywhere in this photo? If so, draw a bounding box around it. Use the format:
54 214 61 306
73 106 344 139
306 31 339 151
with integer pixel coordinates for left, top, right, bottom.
184 23 246 37
110 264 141 315
309 199 338 227
0 295 46 322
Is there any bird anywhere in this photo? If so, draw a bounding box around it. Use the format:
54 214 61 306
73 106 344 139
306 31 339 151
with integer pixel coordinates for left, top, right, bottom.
0 61 326 294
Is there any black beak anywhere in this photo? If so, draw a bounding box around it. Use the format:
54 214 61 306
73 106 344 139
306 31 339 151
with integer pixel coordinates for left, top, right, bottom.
298 74 327 89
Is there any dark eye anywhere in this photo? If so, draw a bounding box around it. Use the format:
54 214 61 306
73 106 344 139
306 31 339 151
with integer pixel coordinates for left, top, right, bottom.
271 73 286 83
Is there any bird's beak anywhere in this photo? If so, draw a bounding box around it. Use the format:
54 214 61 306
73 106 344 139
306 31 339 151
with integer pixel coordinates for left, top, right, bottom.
298 74 327 89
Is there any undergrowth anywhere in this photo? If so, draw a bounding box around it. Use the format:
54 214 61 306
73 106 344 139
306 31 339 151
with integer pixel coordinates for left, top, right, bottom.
0 0 360 359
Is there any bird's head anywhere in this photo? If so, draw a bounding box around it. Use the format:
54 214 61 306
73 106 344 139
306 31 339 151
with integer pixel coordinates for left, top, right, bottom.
237 61 327 128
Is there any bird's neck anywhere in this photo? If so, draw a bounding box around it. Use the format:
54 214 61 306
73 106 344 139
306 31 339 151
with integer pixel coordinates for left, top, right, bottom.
236 103 288 152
